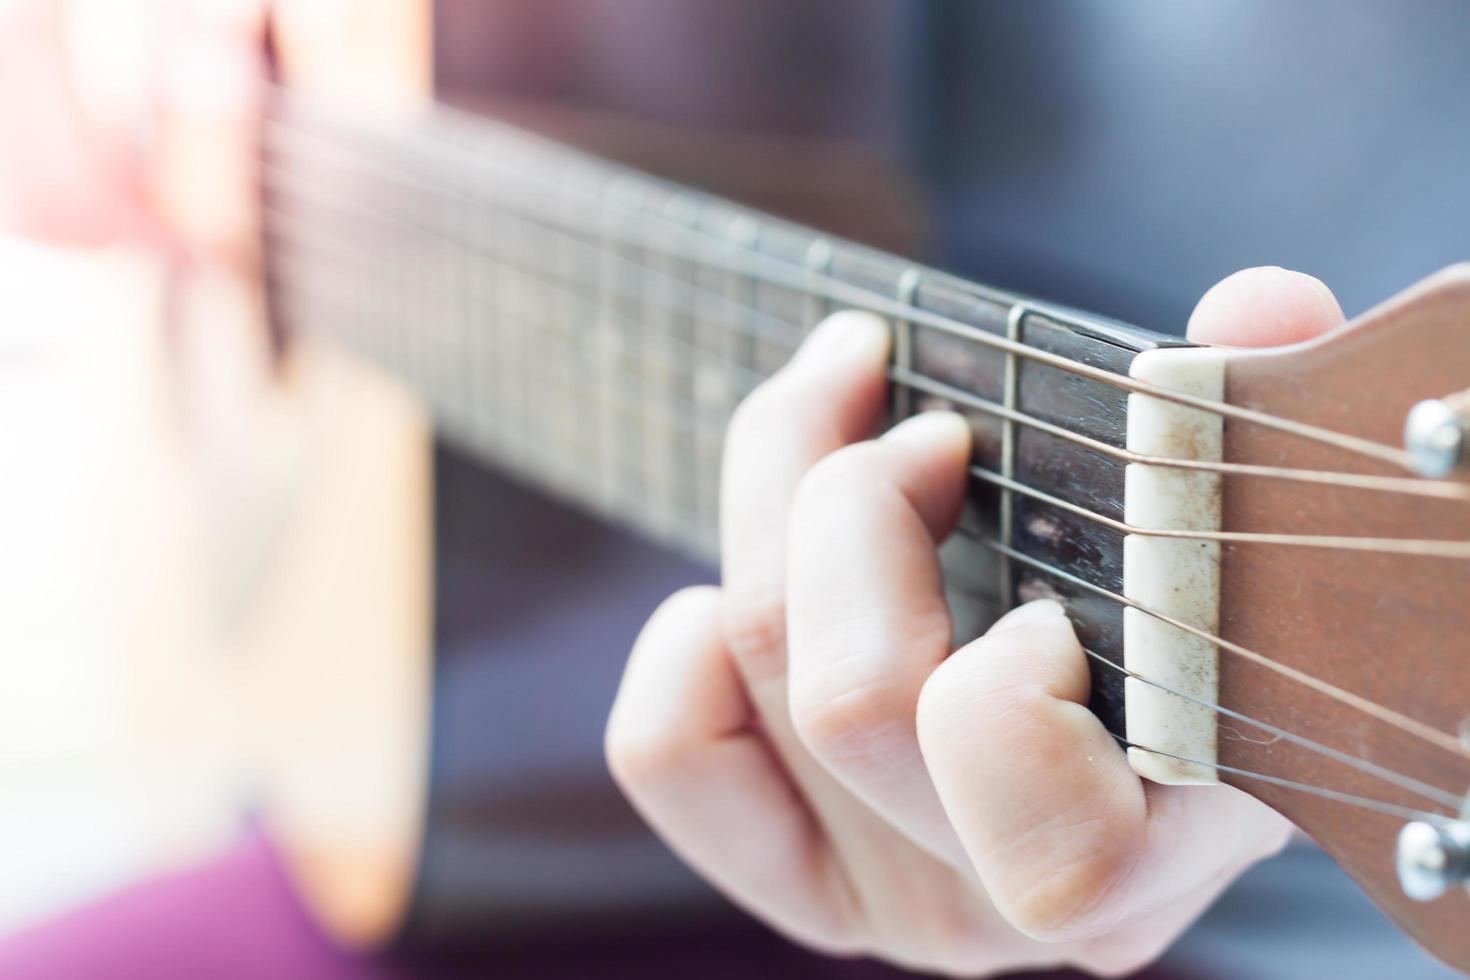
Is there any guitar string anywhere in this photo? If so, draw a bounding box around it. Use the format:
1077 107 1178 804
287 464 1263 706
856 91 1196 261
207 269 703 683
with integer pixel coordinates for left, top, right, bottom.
264 107 1450 479
888 367 1468 502
1103 735 1442 824
264 170 809 355
265 167 1470 557
280 109 1421 474
268 187 1470 545
969 466 1470 559
975 536 1470 760
261 151 1470 510
1078 646 1461 809
261 151 1470 799
267 112 1449 481
265 208 781 407
274 205 1470 799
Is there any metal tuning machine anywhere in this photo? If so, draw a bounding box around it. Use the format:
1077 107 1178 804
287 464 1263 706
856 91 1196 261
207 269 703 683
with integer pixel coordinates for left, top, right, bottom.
1397 818 1470 901
1404 391 1470 478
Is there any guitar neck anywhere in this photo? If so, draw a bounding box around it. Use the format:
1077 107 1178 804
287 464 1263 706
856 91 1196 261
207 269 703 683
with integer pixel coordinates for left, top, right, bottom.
257 87 1470 971
259 88 1185 729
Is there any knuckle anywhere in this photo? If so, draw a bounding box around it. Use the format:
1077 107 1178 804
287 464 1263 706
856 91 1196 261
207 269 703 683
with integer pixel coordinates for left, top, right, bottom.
720 580 788 673
791 678 909 769
726 374 796 449
604 715 677 793
996 837 1134 942
794 442 885 513
916 654 1030 742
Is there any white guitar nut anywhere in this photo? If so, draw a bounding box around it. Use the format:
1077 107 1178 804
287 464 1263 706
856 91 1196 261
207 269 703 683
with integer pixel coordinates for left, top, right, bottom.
1123 347 1227 785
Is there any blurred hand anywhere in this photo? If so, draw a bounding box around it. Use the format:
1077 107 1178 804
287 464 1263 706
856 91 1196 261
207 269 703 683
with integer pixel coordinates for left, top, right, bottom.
607 267 1345 976
0 0 265 263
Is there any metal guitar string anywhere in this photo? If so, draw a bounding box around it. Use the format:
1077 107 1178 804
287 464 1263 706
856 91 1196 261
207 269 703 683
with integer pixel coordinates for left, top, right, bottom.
969 467 1470 559
261 105 1470 777
264 174 806 358
271 203 1463 558
265 101 1451 481
266 170 1470 541
260 129 1470 510
1103 735 1442 824
978 537 1470 759
274 184 1470 804
888 366 1468 501
1079 647 1461 809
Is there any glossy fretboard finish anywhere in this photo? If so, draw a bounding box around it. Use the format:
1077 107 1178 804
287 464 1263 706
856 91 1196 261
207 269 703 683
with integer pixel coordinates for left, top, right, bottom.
260 89 1188 733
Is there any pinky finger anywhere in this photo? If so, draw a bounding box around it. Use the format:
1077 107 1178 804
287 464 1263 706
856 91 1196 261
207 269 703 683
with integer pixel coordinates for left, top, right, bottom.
605 587 854 954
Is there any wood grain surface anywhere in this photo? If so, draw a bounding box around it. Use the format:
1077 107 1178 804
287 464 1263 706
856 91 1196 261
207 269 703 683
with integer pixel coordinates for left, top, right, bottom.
1218 264 1470 972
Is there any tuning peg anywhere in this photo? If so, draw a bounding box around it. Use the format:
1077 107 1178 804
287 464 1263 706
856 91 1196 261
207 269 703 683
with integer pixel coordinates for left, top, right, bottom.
1404 397 1468 478
1396 819 1470 901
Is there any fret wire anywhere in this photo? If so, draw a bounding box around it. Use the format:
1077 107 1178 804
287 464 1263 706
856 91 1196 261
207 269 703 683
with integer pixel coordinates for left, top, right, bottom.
611 177 652 526
269 258 760 445
803 239 835 328
729 216 763 391
265 112 1429 475
267 215 737 464
266 132 811 350
263 96 1470 775
970 464 1470 558
668 194 723 541
892 269 920 421
462 314 722 528
890 365 1470 501
271 227 717 552
665 196 701 540
267 195 1470 552
559 178 593 500
593 175 622 511
973 535 1470 759
275 170 1467 510
998 304 1026 610
281 180 1462 540
262 203 779 402
263 162 807 354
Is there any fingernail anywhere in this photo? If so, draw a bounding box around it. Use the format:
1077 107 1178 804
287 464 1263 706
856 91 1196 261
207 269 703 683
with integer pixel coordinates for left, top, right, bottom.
794 311 891 369
882 410 972 456
989 598 1066 634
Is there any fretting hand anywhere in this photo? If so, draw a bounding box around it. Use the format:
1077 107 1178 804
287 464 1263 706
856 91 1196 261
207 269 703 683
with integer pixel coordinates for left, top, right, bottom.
606 266 1345 976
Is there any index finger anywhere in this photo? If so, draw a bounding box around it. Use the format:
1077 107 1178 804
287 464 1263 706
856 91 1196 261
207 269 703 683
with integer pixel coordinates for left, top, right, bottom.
718 310 891 684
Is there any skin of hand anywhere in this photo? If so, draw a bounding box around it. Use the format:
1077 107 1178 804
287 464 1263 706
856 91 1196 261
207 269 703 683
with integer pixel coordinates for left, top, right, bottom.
607 266 1347 976
0 0 265 263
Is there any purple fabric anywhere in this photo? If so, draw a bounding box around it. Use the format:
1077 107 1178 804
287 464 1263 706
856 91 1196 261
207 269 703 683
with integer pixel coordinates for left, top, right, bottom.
0 832 397 980
0 831 1194 980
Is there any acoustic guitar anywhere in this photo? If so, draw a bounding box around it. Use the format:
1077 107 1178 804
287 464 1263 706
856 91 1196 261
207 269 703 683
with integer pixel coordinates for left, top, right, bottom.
253 1 1470 973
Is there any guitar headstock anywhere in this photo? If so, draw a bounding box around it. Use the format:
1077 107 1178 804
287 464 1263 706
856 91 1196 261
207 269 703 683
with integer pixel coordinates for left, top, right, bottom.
1200 264 1470 970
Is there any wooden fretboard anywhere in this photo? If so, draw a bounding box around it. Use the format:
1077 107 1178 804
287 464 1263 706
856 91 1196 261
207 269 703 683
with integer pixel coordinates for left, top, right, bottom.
260 89 1188 733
